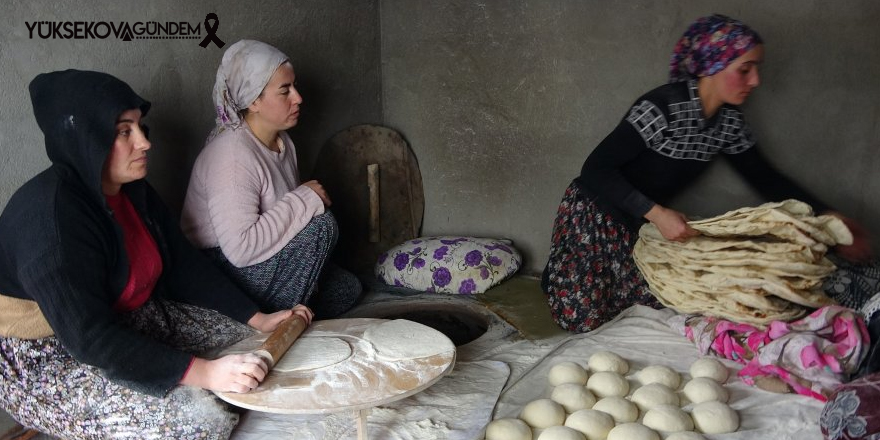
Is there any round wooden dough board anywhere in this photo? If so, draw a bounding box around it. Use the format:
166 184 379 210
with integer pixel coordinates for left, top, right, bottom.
311 124 424 275
214 318 455 414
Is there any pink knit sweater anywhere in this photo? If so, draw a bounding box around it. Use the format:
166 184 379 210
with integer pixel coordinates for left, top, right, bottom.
181 126 324 267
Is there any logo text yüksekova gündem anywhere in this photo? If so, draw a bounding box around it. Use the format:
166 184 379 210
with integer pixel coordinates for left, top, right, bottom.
24 14 224 47
26 21 199 40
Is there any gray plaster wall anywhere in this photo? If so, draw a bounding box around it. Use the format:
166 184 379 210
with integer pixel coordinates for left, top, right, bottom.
380 0 880 274
0 0 381 213
2 1 878 278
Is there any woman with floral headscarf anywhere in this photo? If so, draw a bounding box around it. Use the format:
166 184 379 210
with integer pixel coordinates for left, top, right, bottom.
541 14 873 334
182 40 362 318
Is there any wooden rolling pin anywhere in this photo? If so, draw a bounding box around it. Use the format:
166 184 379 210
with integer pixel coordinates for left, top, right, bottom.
252 315 308 370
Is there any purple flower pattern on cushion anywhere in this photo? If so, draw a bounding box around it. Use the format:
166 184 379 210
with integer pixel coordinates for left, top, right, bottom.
375 236 521 294
480 267 490 280
394 253 410 271
459 278 477 294
433 246 449 260
464 250 483 267
413 258 425 269
433 268 452 287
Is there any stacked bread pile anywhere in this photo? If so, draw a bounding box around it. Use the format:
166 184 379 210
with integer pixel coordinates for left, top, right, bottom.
633 200 852 327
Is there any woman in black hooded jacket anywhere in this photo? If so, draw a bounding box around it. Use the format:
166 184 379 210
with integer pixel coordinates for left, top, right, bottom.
0 70 309 439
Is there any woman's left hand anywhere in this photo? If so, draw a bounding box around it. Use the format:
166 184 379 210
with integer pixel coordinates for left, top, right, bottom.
827 212 874 263
301 180 332 207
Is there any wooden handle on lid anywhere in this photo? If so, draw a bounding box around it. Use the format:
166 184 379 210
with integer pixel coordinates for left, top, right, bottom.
252 315 307 370
367 163 380 243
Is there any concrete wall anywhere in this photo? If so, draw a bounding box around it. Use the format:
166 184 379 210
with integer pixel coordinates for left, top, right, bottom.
380 0 880 274
2 1 878 277
0 0 381 212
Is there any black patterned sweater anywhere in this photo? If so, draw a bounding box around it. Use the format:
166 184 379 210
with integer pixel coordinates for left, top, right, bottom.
575 80 830 232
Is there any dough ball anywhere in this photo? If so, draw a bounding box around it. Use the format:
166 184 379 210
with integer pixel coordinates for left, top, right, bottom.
606 423 660 440
585 371 629 398
666 432 707 440
642 404 695 432
588 351 629 374
551 384 596 413
537 425 585 440
635 365 681 390
549 361 589 386
563 409 615 440
485 418 532 440
689 358 729 384
521 399 566 429
630 383 679 412
682 377 729 404
592 396 639 423
691 401 739 434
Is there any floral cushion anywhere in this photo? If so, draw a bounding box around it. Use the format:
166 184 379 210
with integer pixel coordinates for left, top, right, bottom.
375 236 522 294
820 372 880 439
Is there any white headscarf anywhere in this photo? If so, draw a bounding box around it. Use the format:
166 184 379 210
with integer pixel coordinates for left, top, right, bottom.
210 39 289 140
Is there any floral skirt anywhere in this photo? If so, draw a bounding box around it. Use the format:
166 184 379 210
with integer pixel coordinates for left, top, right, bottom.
0 298 253 440
542 181 660 333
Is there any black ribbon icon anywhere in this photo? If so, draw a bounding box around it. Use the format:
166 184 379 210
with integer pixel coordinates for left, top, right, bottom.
199 13 225 48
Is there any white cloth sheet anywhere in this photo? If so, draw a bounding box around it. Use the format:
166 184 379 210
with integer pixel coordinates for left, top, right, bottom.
231 305 824 439
231 360 510 440
486 306 825 440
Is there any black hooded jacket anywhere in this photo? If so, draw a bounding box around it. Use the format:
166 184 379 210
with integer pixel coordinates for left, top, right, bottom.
0 70 260 397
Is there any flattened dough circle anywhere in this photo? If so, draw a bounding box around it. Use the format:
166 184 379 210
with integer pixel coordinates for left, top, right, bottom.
275 337 352 372
363 319 455 360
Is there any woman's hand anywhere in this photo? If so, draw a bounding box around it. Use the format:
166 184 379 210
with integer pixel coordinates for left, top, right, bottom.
644 204 700 242
289 304 314 326
302 180 332 207
825 212 874 263
247 305 315 333
181 353 268 393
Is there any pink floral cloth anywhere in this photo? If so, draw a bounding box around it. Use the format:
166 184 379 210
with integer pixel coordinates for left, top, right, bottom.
668 306 869 401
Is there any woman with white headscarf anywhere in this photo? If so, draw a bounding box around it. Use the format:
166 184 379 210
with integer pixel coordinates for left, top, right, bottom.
182 40 362 318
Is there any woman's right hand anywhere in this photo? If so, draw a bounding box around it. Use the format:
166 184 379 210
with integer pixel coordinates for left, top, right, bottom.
644 204 700 242
289 304 314 326
181 353 268 393
302 180 332 207
247 304 314 333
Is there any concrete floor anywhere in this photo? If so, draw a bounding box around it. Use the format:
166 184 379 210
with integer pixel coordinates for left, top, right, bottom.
0 275 563 439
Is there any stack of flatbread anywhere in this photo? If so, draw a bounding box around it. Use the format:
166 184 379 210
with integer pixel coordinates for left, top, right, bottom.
633 200 853 327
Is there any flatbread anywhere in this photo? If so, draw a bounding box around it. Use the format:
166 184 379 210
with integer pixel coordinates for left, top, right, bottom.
634 199 850 327
362 319 455 361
